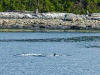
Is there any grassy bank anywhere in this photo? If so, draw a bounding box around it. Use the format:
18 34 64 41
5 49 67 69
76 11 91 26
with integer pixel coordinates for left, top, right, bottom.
0 29 100 32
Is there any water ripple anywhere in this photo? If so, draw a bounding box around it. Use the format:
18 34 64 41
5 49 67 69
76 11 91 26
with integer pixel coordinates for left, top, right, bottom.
0 36 100 42
0 38 66 42
85 45 100 48
67 36 100 42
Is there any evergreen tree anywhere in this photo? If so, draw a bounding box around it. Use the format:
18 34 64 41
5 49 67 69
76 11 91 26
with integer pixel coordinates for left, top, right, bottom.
0 0 100 14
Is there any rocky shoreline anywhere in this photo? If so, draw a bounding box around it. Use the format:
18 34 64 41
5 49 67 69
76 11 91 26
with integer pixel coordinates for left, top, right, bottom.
0 18 100 30
0 12 100 30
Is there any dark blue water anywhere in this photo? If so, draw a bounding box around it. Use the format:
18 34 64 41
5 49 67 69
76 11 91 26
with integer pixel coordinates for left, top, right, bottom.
0 32 100 75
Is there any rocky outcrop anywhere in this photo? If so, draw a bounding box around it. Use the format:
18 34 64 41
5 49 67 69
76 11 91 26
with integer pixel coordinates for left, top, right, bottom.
0 18 100 30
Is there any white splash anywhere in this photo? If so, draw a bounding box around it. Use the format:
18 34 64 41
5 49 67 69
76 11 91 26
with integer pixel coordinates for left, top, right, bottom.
19 53 68 57
21 53 42 57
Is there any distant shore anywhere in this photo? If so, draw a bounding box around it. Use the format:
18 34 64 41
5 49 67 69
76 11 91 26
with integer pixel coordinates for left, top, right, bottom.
0 12 100 32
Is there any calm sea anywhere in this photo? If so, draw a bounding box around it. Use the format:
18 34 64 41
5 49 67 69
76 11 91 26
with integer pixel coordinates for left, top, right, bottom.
0 32 100 75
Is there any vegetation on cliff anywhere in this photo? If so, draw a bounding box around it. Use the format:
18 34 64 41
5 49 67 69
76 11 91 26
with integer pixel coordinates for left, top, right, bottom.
0 0 100 14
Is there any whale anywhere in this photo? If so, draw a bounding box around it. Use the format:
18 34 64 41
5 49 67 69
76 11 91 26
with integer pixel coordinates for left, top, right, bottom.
15 53 68 57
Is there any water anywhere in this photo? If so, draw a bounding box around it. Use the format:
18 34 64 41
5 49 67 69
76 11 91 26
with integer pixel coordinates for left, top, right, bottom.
0 32 100 75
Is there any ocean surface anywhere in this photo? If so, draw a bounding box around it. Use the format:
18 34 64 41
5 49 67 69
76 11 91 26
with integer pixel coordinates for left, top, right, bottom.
0 32 100 75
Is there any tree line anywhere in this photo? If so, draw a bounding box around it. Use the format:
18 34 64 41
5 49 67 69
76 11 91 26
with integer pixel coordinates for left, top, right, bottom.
0 0 100 14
